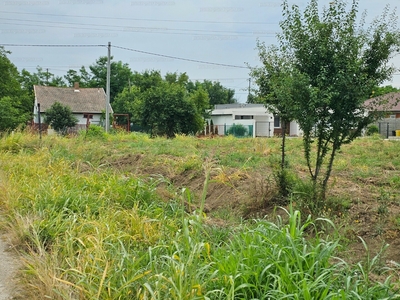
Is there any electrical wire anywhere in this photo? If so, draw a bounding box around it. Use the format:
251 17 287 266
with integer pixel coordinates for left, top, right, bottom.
112 45 248 69
0 43 105 47
0 43 249 69
0 10 278 25
0 17 277 36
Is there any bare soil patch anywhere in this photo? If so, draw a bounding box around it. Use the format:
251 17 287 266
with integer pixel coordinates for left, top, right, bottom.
0 233 21 300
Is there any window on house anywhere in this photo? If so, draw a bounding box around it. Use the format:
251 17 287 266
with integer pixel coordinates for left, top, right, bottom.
274 116 280 128
83 114 93 119
234 115 253 119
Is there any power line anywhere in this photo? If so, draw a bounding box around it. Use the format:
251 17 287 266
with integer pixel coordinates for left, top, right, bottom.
0 17 277 37
0 43 249 69
113 45 248 69
3 44 398 74
0 10 278 25
0 43 105 47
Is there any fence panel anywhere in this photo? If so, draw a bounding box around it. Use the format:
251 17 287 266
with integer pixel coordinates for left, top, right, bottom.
224 124 253 137
378 119 400 138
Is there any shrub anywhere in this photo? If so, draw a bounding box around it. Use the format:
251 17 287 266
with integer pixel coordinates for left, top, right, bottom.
366 124 379 136
227 124 248 137
45 102 78 135
84 124 106 139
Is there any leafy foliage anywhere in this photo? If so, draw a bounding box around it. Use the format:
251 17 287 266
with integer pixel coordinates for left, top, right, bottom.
227 124 248 136
370 85 400 98
0 47 32 131
188 86 210 120
83 124 106 139
366 124 379 136
187 79 237 106
63 56 134 103
139 80 203 138
45 102 78 134
0 97 28 132
113 71 207 137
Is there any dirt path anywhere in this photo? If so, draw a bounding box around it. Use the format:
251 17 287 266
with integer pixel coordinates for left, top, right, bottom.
0 235 21 300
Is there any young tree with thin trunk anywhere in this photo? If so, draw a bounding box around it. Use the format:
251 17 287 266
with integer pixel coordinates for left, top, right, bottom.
253 0 400 212
251 45 311 200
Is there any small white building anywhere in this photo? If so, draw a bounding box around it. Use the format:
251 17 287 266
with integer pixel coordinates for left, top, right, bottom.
208 103 302 137
33 83 112 133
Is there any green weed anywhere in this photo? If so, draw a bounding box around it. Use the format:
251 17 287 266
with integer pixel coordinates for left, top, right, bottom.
0 132 399 299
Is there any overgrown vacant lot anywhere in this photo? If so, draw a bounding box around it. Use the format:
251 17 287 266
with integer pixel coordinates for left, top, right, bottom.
0 132 400 299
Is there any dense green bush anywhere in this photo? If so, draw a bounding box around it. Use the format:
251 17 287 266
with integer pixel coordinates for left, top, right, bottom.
366 124 379 136
227 124 248 136
83 124 106 139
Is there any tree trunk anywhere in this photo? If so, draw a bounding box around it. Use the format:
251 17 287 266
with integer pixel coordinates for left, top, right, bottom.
281 120 286 170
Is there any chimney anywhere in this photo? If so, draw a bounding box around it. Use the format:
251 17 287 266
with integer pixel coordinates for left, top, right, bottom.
74 82 80 92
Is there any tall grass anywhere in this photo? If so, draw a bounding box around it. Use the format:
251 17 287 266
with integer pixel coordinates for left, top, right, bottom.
0 132 399 299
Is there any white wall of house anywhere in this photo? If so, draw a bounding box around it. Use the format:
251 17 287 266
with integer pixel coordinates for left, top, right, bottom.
33 107 102 126
74 113 102 126
290 121 303 136
210 115 234 125
209 104 275 137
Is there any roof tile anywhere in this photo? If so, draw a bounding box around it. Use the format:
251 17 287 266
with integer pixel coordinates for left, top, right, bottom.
34 85 107 113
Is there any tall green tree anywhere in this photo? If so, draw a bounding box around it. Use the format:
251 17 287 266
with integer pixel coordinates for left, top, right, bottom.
112 85 141 125
0 47 31 131
253 0 400 209
370 85 399 98
88 57 133 103
64 57 133 102
113 70 164 124
189 86 210 120
45 102 78 135
0 97 28 131
113 70 206 135
165 72 189 86
187 80 237 106
131 70 163 92
138 81 203 138
64 68 92 88
19 67 66 91
202 80 237 105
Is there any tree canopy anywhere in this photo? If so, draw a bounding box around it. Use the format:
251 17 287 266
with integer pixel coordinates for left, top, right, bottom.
113 71 206 137
370 85 400 98
0 47 31 131
63 57 134 103
187 80 237 106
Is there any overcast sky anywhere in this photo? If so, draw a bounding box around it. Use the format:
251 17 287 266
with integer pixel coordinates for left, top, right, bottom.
1 0 399 102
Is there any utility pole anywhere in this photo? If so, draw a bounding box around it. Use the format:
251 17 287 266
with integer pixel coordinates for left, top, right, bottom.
46 68 49 86
106 42 111 132
247 78 251 103
37 103 42 140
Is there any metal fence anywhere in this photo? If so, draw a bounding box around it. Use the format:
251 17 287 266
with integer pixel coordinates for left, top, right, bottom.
223 124 254 138
377 119 400 138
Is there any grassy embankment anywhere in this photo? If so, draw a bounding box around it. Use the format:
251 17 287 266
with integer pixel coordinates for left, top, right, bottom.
0 131 399 299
